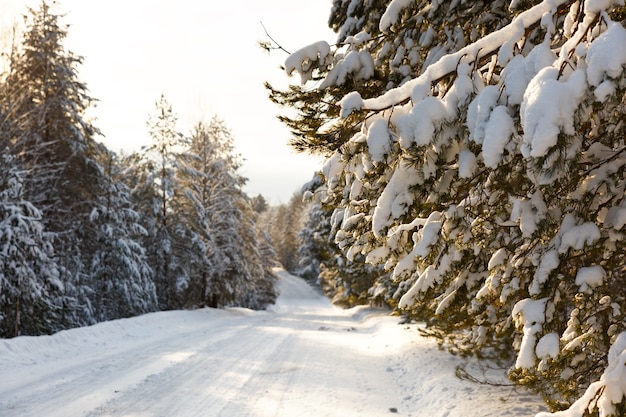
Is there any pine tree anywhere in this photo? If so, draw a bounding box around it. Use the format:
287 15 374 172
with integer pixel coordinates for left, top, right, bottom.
278 0 626 414
298 191 392 307
234 198 279 310
255 227 280 307
296 200 327 284
5 0 100 214
182 118 236 307
251 194 269 214
2 0 106 328
266 192 308 273
88 152 158 321
0 152 61 337
129 95 188 310
184 117 277 308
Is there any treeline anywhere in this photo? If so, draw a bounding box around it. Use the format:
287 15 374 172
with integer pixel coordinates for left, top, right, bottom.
0 1 277 338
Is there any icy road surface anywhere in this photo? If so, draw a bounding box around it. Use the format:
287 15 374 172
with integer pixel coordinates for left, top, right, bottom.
0 270 547 417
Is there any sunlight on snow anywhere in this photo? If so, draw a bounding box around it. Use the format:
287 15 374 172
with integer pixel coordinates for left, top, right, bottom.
161 351 195 363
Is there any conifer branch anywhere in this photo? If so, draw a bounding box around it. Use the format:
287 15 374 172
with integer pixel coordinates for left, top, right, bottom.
359 0 577 113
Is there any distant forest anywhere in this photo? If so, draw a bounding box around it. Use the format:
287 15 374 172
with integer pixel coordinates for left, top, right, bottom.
0 1 280 338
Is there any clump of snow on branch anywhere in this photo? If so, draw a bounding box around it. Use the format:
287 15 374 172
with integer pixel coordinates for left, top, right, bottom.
512 298 548 369
482 106 515 168
536 332 560 362
558 218 601 254
379 0 413 32
320 50 375 89
575 265 605 294
520 68 587 160
467 86 500 145
501 43 556 105
397 97 448 148
285 41 331 84
529 249 559 296
457 149 477 178
372 162 422 237
339 92 363 118
366 119 391 163
285 34 377 91
322 153 345 189
604 206 626 230
586 21 626 86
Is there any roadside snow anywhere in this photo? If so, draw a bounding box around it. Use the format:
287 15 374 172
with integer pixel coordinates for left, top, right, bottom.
0 270 547 417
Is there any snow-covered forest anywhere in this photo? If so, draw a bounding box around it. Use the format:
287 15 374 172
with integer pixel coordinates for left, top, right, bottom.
270 0 626 416
0 1 278 338
4 0 626 416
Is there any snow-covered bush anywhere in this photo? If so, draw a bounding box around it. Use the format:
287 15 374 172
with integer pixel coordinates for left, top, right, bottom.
275 0 626 414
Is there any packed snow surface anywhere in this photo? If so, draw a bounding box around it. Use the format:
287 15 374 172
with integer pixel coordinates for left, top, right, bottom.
0 270 547 417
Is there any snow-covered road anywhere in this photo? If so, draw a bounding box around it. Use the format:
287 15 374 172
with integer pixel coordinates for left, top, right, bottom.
1 270 547 417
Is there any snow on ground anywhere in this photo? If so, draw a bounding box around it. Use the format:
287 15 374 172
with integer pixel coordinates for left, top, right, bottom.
0 270 548 417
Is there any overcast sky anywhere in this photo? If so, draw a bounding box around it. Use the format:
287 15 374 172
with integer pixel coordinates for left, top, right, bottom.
1 0 335 203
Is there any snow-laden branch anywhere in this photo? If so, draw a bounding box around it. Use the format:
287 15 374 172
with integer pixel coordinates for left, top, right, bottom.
284 41 332 84
342 0 577 115
536 332 626 417
379 0 414 32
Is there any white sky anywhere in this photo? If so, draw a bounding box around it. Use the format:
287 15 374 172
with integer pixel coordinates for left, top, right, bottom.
1 0 335 203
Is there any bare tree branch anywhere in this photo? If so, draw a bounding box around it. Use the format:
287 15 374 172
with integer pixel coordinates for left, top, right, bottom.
259 21 291 55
